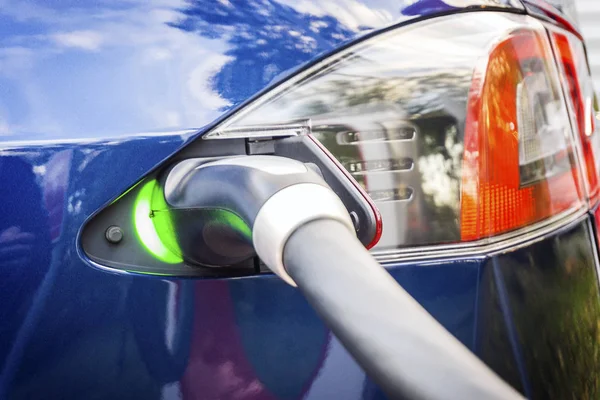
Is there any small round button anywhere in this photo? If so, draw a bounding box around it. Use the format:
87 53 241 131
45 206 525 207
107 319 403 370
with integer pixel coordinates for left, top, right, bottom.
105 226 124 244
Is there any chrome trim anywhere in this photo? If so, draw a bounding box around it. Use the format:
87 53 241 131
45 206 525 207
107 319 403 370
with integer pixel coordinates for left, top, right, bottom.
205 120 311 140
338 138 417 146
374 207 588 263
368 189 414 203
350 167 415 176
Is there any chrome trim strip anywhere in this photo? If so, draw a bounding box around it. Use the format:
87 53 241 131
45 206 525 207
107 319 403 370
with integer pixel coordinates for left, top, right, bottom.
374 207 588 263
206 120 311 140
350 166 415 176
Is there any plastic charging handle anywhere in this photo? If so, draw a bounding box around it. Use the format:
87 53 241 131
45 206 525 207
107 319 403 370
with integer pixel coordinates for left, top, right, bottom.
252 183 354 286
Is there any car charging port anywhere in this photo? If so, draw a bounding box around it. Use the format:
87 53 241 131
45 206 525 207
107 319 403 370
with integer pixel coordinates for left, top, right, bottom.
160 155 523 400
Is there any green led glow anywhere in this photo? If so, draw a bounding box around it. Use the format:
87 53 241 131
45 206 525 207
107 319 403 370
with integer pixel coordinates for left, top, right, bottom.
126 270 172 277
213 209 252 240
150 181 184 257
133 180 182 264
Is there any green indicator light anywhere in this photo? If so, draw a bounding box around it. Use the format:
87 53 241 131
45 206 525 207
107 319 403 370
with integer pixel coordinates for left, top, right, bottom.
126 270 173 277
150 181 184 256
133 180 182 264
213 209 252 240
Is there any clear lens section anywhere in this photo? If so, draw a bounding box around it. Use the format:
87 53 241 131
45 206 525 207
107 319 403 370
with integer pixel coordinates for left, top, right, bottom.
516 54 572 186
212 13 583 251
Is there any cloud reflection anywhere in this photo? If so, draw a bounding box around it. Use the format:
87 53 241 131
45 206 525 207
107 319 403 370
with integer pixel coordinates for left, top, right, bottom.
0 0 231 137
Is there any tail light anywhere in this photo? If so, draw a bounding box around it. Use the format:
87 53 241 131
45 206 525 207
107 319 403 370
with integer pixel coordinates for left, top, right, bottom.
549 29 600 204
461 29 583 241
204 12 588 252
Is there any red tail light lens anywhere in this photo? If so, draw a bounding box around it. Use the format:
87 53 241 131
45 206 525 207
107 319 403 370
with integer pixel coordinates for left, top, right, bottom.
461 29 584 241
550 30 600 203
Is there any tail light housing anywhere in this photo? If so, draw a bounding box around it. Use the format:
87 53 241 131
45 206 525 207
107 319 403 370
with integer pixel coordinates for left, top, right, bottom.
205 12 589 252
461 28 583 241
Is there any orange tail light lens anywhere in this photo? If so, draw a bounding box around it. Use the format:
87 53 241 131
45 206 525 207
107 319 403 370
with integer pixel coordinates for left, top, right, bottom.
461 28 584 241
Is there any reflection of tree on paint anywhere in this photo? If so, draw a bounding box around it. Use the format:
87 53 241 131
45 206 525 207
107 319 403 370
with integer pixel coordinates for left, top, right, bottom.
478 226 600 399
169 0 354 105
501 229 600 399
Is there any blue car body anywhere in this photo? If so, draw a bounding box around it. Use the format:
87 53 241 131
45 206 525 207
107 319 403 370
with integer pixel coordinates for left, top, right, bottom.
1 0 598 399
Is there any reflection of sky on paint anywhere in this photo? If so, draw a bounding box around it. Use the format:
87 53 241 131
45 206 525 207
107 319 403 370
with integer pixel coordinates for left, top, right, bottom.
0 0 233 138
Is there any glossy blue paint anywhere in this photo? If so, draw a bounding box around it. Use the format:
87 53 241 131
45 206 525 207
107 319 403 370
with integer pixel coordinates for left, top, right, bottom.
0 138 485 397
0 135 482 399
0 0 594 399
0 140 599 399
